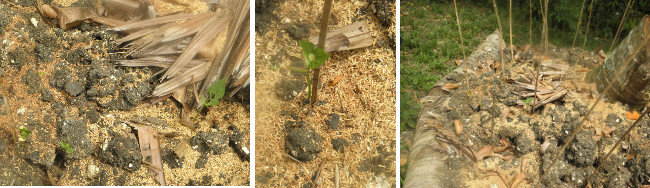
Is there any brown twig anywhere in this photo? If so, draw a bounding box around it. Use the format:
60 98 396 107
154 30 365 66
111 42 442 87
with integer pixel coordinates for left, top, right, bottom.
310 0 333 106
46 168 57 186
452 0 468 100
582 0 595 49
609 0 634 52
572 0 587 48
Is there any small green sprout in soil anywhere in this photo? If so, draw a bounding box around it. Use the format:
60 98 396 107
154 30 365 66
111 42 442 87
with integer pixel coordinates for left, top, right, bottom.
60 141 73 154
523 97 533 111
19 126 31 142
195 77 227 121
298 40 329 101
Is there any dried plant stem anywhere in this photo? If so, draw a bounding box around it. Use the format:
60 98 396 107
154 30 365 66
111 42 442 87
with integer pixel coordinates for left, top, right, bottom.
508 0 514 63
609 0 633 52
572 0 587 48
532 64 540 114
582 0 594 49
538 0 547 52
452 0 468 99
585 103 649 184
540 33 650 182
310 0 333 106
529 0 532 45
491 0 504 67
544 0 548 53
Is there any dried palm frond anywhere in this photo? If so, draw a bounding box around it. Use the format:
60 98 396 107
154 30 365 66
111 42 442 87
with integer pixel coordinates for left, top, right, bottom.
111 0 250 107
37 0 249 108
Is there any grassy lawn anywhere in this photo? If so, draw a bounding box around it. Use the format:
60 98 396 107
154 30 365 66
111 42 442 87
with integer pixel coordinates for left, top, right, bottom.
399 0 613 185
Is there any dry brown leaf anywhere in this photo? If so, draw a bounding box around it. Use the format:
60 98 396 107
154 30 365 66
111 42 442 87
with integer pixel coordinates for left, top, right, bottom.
601 126 615 138
453 120 462 136
510 174 525 188
129 122 165 186
455 59 463 66
400 151 409 167
329 75 342 86
173 138 190 158
180 108 196 131
52 6 98 30
494 137 513 153
442 83 459 92
475 145 494 161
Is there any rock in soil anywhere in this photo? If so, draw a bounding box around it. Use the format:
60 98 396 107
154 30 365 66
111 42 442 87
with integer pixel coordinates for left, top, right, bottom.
56 118 94 159
228 125 250 161
285 126 322 162
566 131 597 167
331 138 349 153
20 121 56 168
190 131 229 155
162 149 183 169
99 130 142 171
326 113 340 130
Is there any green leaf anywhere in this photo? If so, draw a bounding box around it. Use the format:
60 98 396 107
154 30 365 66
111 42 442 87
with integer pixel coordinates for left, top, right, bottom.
299 40 330 70
61 142 73 153
19 126 31 139
204 78 227 107
523 97 533 104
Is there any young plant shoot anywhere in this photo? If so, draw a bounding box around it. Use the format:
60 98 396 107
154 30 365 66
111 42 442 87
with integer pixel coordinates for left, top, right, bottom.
194 77 228 121
61 141 73 154
299 40 329 101
19 126 31 142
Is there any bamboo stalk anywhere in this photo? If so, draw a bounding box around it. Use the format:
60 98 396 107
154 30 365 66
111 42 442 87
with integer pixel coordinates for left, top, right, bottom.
492 0 504 75
529 0 532 45
509 0 514 63
452 0 468 99
609 0 633 52
310 0 333 106
538 0 547 52
582 0 594 49
572 0 587 48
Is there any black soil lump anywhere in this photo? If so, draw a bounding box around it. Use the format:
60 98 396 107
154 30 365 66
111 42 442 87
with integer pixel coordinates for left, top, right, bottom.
162 149 183 169
228 125 250 161
190 131 229 155
331 138 349 153
99 130 142 171
285 22 311 40
285 126 322 162
326 113 340 130
56 118 93 159
566 131 597 167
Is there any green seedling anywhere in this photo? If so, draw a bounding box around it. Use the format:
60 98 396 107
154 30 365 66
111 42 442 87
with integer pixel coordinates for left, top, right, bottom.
60 141 73 154
18 126 31 147
298 40 329 101
19 126 31 142
522 97 533 111
194 77 227 121
40 72 46 76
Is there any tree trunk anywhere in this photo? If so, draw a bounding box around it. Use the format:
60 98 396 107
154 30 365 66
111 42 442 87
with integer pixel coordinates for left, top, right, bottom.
585 15 650 105
404 30 504 187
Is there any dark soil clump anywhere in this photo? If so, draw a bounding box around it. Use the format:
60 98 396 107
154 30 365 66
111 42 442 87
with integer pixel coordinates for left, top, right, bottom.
285 126 322 162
